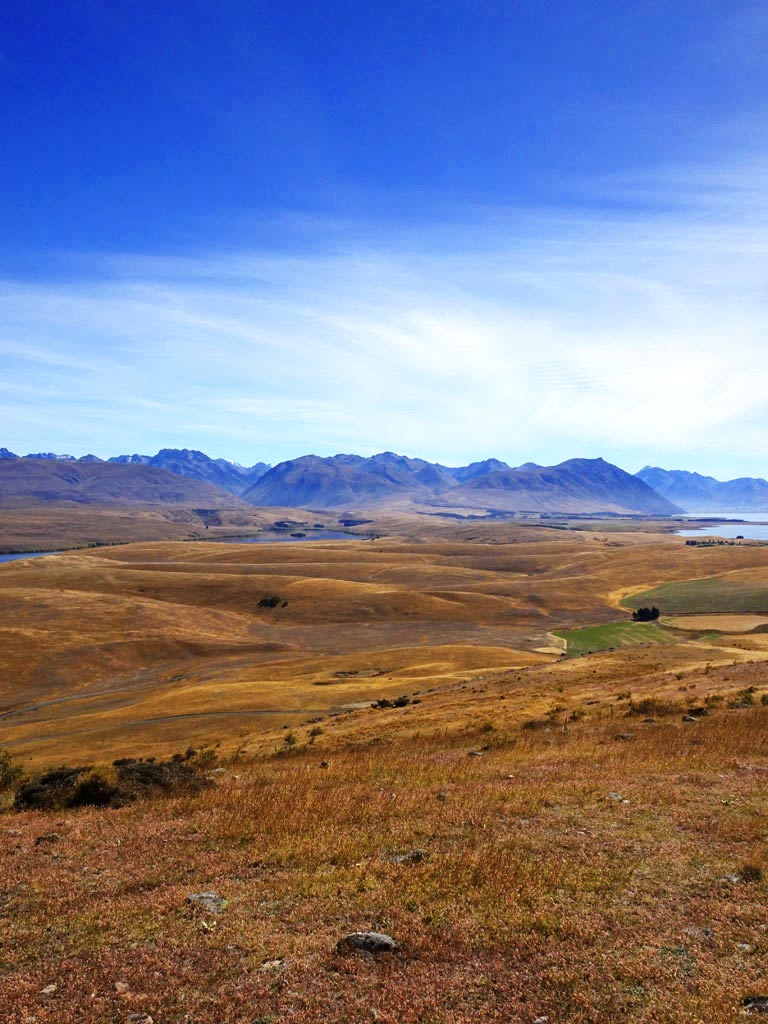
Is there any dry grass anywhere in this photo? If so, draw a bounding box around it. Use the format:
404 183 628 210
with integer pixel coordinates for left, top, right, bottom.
1 698 766 1023
1 523 767 1021
4 528 768 765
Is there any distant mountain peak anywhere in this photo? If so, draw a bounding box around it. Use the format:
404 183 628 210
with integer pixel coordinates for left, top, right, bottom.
636 465 768 512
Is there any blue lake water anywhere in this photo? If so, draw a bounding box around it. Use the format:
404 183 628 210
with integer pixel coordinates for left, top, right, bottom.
677 512 768 541
220 530 360 544
0 550 62 564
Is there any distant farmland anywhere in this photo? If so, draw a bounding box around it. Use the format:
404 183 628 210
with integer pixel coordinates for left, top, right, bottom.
624 573 768 614
555 620 675 656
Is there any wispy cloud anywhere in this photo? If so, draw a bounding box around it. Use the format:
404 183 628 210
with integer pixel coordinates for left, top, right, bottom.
3 161 768 475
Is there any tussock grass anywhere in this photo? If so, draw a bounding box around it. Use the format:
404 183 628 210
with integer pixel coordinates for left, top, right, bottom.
2 700 766 1023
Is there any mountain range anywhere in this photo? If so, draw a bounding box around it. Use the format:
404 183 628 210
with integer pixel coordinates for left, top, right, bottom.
0 458 248 508
11 446 768 515
636 467 768 512
0 448 269 496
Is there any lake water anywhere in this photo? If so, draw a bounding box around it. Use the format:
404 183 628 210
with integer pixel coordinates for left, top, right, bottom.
677 512 768 541
0 550 62 564
220 530 361 544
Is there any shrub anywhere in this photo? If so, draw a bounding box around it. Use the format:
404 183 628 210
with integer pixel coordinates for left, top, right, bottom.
258 595 281 609
13 765 118 811
740 863 763 883
0 747 22 792
13 755 212 811
114 759 211 799
522 717 551 731
627 697 679 717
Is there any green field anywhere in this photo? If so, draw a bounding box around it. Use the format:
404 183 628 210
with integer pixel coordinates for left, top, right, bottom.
555 620 675 656
623 575 768 614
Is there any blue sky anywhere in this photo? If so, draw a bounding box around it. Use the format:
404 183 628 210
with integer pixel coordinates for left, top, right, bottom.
3 1 768 476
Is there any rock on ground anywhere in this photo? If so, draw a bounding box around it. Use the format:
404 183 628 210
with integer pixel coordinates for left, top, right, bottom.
336 931 398 954
186 891 228 915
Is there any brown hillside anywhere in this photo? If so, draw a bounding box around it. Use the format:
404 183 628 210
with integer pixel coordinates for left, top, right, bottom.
0 459 248 508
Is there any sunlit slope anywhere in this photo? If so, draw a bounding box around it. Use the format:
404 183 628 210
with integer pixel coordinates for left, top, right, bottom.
4 531 768 764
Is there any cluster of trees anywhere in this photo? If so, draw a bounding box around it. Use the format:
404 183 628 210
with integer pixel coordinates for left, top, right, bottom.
632 606 660 622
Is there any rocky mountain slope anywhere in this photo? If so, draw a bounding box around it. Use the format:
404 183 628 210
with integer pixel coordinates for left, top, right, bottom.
636 466 768 512
0 459 248 508
247 453 681 514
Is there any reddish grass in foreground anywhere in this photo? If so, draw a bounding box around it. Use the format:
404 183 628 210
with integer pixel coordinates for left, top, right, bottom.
1 701 766 1023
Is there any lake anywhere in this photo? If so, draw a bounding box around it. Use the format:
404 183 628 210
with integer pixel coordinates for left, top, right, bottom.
220 530 362 544
676 512 768 541
0 550 63 564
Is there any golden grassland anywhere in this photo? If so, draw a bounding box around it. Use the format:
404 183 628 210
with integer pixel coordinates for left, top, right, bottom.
1 515 768 1022
3 519 768 765
0 503 348 553
1 692 766 1023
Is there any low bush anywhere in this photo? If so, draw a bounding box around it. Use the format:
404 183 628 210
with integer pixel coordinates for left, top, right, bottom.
0 747 23 793
114 758 211 799
14 766 119 811
627 697 680 717
13 752 213 812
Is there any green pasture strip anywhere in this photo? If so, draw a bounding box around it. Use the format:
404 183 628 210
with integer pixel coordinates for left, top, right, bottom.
555 620 675 657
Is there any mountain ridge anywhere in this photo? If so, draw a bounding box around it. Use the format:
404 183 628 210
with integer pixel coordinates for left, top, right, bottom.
636 466 768 512
0 459 249 508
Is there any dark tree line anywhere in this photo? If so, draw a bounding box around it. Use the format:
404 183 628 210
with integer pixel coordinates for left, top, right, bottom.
632 606 660 622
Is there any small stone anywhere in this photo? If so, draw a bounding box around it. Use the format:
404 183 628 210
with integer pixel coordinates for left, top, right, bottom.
186 891 228 915
642 718 657 724
114 981 130 994
684 926 714 939
387 849 428 864
40 984 57 996
336 931 398 954
125 1015 154 1024
682 715 698 723
614 733 634 741
606 792 623 801
719 873 742 884
467 750 483 757
534 1017 549 1024
319 761 330 769
738 943 756 954
742 995 768 1014
261 959 286 971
